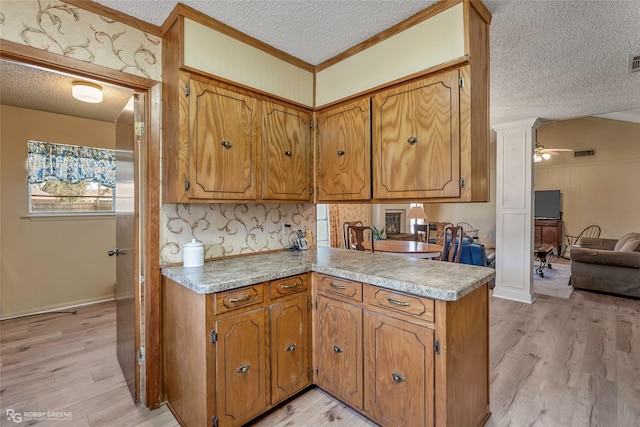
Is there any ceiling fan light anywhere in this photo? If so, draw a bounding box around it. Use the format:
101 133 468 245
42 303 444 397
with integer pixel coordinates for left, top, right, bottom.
541 153 551 160
72 82 103 103
534 154 542 162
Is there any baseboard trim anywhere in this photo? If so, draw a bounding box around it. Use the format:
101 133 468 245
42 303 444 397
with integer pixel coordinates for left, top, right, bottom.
1 296 115 320
492 286 536 304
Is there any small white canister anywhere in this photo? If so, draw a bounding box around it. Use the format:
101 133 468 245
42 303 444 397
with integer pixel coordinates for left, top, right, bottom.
183 239 204 268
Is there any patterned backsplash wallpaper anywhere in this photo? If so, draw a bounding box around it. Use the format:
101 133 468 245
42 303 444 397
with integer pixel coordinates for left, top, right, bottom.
160 203 317 265
0 0 162 81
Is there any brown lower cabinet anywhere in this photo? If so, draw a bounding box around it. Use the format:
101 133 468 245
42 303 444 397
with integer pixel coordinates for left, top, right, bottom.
163 274 311 427
364 311 434 427
314 295 364 409
163 272 490 427
215 308 267 426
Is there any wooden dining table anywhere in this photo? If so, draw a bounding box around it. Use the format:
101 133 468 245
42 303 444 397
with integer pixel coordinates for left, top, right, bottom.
362 239 443 259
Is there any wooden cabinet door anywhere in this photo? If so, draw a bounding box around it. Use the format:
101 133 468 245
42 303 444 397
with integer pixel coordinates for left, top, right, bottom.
364 311 435 427
188 78 260 200
314 295 363 409
373 69 460 199
317 99 371 201
216 308 267 427
262 101 312 201
270 295 310 404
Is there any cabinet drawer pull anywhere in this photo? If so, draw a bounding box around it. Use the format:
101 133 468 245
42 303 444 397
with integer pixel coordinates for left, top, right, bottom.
391 372 405 383
284 150 293 157
329 282 346 290
286 344 296 352
229 294 252 303
236 364 250 374
407 136 419 145
387 297 410 307
333 345 344 353
220 140 232 149
281 282 300 289
337 150 345 156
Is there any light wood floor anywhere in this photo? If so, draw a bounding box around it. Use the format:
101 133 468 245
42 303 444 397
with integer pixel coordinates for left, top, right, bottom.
1 290 638 427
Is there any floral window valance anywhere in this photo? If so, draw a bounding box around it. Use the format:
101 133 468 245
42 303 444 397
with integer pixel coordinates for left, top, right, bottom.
27 141 116 188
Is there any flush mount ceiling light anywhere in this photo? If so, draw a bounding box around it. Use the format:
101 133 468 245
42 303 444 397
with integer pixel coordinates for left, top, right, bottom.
72 81 103 103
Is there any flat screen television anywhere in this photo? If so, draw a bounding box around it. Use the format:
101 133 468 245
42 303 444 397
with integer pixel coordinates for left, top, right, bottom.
535 190 562 219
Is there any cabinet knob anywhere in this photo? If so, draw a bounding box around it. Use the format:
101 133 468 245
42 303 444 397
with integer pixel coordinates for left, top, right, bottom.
407 136 419 145
284 150 293 157
286 344 297 352
333 345 344 353
391 372 405 383
220 140 232 149
236 364 250 374
337 150 345 156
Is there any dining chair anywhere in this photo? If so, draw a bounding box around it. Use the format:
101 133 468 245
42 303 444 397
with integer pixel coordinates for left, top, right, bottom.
456 221 479 240
342 221 363 249
561 224 601 259
413 224 430 242
427 222 453 246
441 225 463 262
346 225 375 252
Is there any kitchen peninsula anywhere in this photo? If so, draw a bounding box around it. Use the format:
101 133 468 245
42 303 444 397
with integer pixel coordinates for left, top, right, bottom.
162 247 494 427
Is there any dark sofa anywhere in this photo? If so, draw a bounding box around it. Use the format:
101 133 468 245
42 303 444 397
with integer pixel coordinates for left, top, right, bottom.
570 232 640 298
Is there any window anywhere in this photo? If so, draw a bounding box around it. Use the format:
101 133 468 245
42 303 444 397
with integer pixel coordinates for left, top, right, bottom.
27 141 116 213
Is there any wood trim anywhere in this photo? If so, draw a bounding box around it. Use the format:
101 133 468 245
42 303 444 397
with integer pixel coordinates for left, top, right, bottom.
1 39 163 409
62 0 162 36
162 3 314 73
180 65 314 111
315 56 469 111
314 0 462 72
0 40 157 90
145 83 163 409
468 0 492 24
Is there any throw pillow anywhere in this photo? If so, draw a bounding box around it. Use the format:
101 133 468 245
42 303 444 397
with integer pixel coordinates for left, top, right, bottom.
620 239 640 252
614 232 640 251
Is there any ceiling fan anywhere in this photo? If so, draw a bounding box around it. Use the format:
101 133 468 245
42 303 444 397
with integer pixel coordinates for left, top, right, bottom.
534 142 573 162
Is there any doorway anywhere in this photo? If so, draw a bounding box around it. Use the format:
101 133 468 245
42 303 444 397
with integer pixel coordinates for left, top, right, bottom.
0 55 159 407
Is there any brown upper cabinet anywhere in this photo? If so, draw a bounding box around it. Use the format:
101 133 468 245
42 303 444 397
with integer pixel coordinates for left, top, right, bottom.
186 74 261 201
162 71 313 203
316 99 372 201
373 69 461 200
262 101 313 201
162 0 490 204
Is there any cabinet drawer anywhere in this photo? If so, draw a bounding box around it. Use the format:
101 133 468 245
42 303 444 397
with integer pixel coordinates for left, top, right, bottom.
316 274 362 302
214 284 264 315
270 275 308 300
367 287 434 323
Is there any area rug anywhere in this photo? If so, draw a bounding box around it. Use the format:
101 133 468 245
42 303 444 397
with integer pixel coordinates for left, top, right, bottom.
533 261 573 299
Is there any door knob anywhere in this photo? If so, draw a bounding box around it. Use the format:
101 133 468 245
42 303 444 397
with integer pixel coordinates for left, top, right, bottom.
108 248 122 256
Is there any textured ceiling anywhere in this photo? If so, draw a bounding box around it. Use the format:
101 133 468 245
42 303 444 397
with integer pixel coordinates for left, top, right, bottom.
0 61 133 122
2 0 639 126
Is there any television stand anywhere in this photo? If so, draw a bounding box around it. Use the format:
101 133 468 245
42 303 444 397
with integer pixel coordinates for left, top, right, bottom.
534 219 562 256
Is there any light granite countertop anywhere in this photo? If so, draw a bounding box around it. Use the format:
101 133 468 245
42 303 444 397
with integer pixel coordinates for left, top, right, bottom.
161 247 495 301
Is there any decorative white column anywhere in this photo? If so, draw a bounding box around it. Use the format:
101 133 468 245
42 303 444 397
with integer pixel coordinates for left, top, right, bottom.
492 118 542 304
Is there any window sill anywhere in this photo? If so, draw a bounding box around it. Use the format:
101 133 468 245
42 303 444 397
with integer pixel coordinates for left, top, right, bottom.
21 213 116 221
